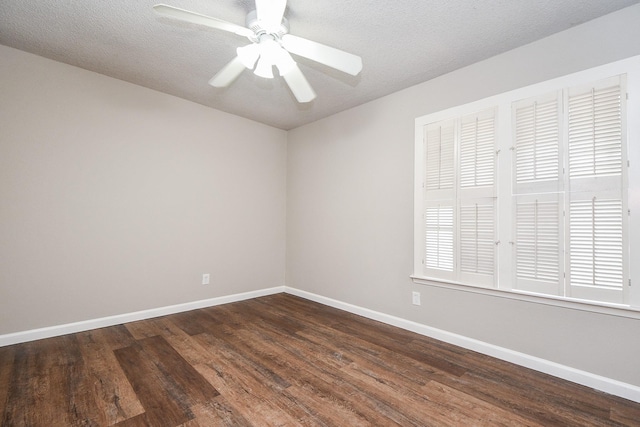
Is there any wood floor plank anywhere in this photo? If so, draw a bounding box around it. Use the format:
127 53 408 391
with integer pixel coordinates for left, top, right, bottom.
407 334 618 417
194 329 389 425
183 396 254 427
236 314 355 372
194 362 300 426
2 342 44 426
420 380 544 426
158 320 300 425
65 357 106 426
113 339 193 427
281 382 370 427
294 318 457 386
152 318 214 366
1 336 86 426
610 398 640 426
193 331 291 393
213 298 307 336
168 309 224 337
124 316 171 340
338 361 451 426
114 412 155 427
2 292 639 426
192 329 331 425
95 324 138 351
140 335 220 406
270 294 470 377
0 345 15 419
440 369 617 426
76 328 145 425
229 326 420 426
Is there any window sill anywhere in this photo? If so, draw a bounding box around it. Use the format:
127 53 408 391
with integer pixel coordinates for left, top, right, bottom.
410 275 640 320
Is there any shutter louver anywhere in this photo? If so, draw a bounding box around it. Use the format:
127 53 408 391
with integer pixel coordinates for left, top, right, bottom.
515 98 560 184
425 205 454 271
425 123 454 191
515 198 560 284
569 198 623 289
568 85 622 179
460 114 495 188
460 202 495 276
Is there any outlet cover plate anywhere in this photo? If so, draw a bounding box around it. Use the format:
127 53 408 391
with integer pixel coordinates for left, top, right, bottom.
412 291 421 306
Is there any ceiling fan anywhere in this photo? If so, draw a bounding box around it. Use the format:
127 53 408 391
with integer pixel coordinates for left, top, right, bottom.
153 0 363 103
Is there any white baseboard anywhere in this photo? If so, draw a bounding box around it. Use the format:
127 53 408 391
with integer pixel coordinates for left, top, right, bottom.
284 286 640 403
0 286 285 347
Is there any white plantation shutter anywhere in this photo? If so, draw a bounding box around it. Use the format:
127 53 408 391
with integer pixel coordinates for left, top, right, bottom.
459 110 497 286
568 84 622 180
424 204 454 274
460 112 495 189
513 93 562 194
512 93 563 294
459 201 495 286
512 77 627 302
568 195 625 303
423 120 456 281
421 111 496 285
425 122 455 191
569 197 623 287
514 195 563 295
566 76 627 304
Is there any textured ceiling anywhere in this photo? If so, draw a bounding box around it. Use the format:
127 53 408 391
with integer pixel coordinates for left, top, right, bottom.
1 0 638 130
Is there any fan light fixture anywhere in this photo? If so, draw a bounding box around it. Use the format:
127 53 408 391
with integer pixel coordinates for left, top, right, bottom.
238 37 296 79
236 44 260 69
154 0 363 103
254 55 274 78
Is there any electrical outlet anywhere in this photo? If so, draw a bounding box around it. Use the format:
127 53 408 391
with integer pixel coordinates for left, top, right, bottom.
412 291 421 306
202 273 210 285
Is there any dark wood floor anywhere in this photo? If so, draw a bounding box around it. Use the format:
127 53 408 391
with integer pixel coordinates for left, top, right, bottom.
1 293 639 426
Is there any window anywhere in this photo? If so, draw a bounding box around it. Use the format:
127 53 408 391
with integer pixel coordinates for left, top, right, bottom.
413 56 640 314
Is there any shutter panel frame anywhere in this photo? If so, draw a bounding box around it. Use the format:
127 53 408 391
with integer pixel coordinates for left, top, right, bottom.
512 91 563 195
458 108 498 287
422 119 457 282
565 75 628 304
513 193 564 295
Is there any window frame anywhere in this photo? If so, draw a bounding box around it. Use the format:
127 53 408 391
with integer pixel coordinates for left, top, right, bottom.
413 55 640 318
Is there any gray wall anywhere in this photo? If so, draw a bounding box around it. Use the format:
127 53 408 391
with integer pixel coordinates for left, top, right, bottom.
286 4 640 386
0 45 287 334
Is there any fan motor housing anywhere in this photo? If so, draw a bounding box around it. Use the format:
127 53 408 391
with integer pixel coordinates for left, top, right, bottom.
246 10 289 39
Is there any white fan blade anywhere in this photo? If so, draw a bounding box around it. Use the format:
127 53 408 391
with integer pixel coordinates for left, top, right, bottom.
208 56 246 87
255 0 287 31
282 65 316 103
154 4 254 38
281 34 362 76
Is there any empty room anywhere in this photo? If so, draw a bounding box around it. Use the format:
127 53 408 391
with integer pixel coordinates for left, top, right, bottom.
1 0 640 425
